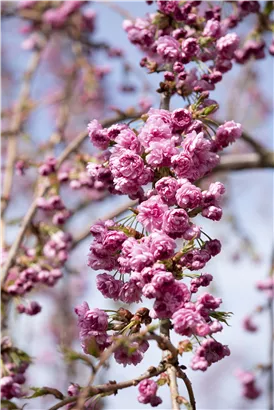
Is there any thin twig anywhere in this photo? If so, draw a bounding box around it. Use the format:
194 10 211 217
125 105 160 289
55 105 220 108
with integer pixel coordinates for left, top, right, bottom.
176 367 196 410
71 199 137 248
49 363 166 410
1 43 45 218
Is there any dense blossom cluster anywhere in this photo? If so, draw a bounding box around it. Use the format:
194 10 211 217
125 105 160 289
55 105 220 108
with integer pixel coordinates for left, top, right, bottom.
2 1 273 409
76 94 241 373
124 1 273 98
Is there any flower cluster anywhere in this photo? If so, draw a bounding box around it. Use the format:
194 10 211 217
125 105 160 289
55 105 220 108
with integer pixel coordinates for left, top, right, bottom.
5 230 72 306
87 107 241 201
19 1 96 50
1 337 30 400
138 379 162 406
79 102 237 373
236 369 262 400
124 1 273 98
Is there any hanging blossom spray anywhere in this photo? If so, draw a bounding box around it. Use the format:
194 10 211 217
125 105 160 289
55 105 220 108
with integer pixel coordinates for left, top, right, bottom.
72 1 274 407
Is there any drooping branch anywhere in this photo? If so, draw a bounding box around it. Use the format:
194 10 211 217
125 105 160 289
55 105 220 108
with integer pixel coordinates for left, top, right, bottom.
1 40 45 219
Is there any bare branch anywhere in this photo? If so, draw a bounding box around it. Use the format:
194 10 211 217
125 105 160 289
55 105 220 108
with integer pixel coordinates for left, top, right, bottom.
215 151 274 172
1 43 45 218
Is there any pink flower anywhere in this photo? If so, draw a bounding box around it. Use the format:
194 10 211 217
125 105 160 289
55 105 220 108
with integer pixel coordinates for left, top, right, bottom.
172 304 211 337
156 35 180 62
157 0 178 14
162 208 190 238
139 118 172 148
115 128 141 153
109 148 144 179
202 182 225 207
203 19 222 38
114 341 148 367
119 280 142 303
96 273 123 300
242 316 258 332
146 140 178 167
180 249 211 271
191 339 230 371
88 119 110 150
148 232 176 260
202 205 223 221
171 108 192 131
150 281 191 319
137 196 168 232
182 37 199 58
190 273 213 293
216 33 240 59
138 378 162 406
235 369 262 400
214 120 242 150
155 177 179 205
176 179 202 209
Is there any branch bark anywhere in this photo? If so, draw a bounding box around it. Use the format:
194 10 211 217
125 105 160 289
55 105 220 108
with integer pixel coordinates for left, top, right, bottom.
1 43 45 218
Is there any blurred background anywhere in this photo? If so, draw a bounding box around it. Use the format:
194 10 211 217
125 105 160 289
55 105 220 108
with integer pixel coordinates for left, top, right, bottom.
1 1 273 409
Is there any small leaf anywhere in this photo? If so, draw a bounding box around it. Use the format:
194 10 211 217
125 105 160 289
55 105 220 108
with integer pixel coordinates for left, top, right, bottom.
1 400 19 409
25 387 64 400
202 104 219 116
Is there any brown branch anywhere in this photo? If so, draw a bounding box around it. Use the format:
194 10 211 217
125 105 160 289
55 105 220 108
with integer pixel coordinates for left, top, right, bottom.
48 363 166 410
1 43 45 218
176 367 196 410
214 151 274 172
75 330 178 409
1 111 143 285
160 319 181 410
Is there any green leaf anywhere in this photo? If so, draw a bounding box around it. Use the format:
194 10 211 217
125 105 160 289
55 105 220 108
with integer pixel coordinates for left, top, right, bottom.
209 311 233 326
25 387 64 400
202 104 219 116
1 400 19 409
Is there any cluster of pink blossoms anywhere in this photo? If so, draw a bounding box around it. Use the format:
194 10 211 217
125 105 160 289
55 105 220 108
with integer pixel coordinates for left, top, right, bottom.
138 379 162 406
5 230 72 314
1 337 29 401
73 101 242 375
235 369 262 400
124 1 273 97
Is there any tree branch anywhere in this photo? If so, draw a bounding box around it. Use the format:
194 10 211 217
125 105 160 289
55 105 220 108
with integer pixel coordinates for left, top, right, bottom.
160 319 181 410
215 151 274 172
1 43 45 218
176 367 196 410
